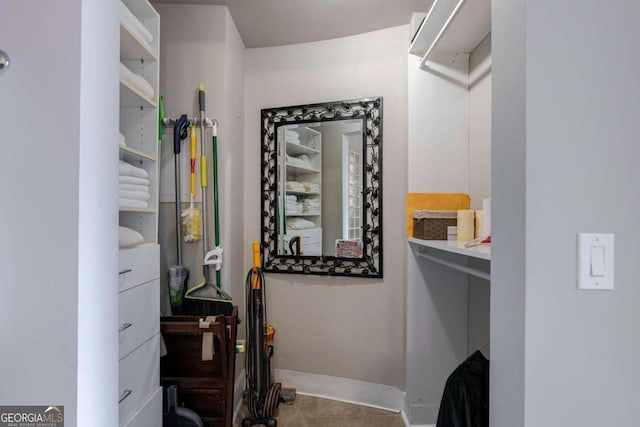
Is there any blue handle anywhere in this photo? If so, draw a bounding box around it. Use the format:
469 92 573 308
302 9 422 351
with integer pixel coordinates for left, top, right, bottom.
173 114 188 154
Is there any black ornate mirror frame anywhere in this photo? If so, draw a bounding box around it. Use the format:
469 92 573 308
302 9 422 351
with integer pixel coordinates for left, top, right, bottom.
260 97 383 278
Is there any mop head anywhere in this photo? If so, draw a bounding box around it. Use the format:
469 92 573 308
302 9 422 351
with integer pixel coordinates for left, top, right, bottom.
181 203 202 242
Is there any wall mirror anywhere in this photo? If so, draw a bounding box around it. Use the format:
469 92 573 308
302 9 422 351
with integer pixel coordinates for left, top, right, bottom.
260 97 383 278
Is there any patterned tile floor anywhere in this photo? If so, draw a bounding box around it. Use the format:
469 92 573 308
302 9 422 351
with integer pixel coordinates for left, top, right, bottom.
235 394 405 427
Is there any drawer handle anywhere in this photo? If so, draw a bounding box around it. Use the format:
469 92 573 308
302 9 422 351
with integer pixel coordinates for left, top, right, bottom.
119 269 132 275
119 389 132 403
119 323 133 333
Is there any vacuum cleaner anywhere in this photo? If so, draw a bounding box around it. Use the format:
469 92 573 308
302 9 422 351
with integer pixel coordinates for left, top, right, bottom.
242 243 295 427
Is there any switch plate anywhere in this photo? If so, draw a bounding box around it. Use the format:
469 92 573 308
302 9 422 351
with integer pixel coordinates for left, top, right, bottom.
578 233 614 290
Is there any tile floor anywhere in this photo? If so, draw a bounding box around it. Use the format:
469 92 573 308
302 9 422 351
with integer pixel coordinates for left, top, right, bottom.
234 394 405 427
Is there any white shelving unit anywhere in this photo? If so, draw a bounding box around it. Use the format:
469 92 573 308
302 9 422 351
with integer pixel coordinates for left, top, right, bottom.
408 238 490 280
406 0 492 425
408 0 491 67
279 125 323 256
118 1 161 426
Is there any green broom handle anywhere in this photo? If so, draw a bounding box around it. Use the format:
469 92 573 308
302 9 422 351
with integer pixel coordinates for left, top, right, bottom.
213 130 222 288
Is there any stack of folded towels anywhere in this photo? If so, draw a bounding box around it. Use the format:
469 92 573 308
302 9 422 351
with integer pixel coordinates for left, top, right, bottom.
285 195 302 214
286 154 312 169
120 62 155 101
119 160 150 209
302 197 320 214
302 181 320 193
286 181 306 192
285 129 300 144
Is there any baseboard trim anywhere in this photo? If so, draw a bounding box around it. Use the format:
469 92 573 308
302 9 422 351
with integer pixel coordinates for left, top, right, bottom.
274 369 404 413
232 369 246 424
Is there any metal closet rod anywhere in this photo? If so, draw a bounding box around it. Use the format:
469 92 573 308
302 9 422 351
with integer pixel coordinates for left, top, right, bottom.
162 117 218 128
415 248 491 281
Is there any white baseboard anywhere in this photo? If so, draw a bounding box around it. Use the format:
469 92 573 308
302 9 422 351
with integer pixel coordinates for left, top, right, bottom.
234 369 435 427
232 369 246 424
274 369 404 413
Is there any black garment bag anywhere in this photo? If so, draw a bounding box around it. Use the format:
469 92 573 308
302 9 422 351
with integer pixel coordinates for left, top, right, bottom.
436 350 489 427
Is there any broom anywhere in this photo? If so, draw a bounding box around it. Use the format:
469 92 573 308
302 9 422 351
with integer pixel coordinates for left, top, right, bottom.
181 124 202 242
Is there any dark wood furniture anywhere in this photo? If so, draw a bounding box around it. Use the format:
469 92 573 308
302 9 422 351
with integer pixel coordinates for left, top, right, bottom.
161 306 238 427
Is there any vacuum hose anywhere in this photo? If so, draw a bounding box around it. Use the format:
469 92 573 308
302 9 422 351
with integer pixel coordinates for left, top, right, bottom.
245 265 268 410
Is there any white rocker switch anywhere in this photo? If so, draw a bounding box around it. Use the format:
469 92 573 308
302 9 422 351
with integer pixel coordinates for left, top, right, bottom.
590 246 605 277
578 233 614 290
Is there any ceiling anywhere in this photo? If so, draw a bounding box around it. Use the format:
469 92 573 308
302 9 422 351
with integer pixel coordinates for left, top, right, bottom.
151 0 431 48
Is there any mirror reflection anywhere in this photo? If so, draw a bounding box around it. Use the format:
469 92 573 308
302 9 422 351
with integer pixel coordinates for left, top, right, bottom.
277 119 364 257
261 97 382 277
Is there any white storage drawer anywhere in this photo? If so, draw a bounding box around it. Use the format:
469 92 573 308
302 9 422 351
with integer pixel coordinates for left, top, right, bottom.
122 386 162 427
301 242 322 256
119 279 159 360
119 244 160 291
286 227 322 244
119 334 160 426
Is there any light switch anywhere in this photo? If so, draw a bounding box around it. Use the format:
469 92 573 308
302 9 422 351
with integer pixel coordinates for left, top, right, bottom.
590 246 605 277
578 233 614 290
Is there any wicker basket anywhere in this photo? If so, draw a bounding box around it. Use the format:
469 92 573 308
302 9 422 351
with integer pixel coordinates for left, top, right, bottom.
413 210 457 240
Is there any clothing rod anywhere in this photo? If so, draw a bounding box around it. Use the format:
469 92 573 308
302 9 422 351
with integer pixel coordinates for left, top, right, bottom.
162 117 218 128
415 250 491 281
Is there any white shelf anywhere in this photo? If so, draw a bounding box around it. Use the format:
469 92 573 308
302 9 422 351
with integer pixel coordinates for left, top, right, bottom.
286 190 320 196
409 238 490 260
120 146 157 162
286 163 320 174
120 21 157 61
409 0 491 64
120 79 156 108
287 212 320 217
409 238 490 280
120 207 156 213
122 0 157 19
286 142 320 156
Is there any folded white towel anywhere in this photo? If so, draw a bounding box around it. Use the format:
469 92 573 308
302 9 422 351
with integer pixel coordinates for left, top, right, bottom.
287 218 316 229
286 195 297 201
119 226 145 248
119 198 148 209
119 160 149 179
119 132 127 148
119 183 149 192
119 190 150 201
119 175 150 186
120 1 153 44
120 62 155 100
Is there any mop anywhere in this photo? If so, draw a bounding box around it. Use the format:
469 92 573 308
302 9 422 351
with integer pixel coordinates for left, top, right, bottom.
183 84 233 316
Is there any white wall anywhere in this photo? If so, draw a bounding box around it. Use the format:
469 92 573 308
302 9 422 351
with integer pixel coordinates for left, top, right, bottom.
408 53 470 194
492 0 640 425
244 26 408 388
523 1 640 425
156 4 245 314
0 1 119 425
491 1 527 425
469 35 492 210
405 39 492 425
77 0 120 424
